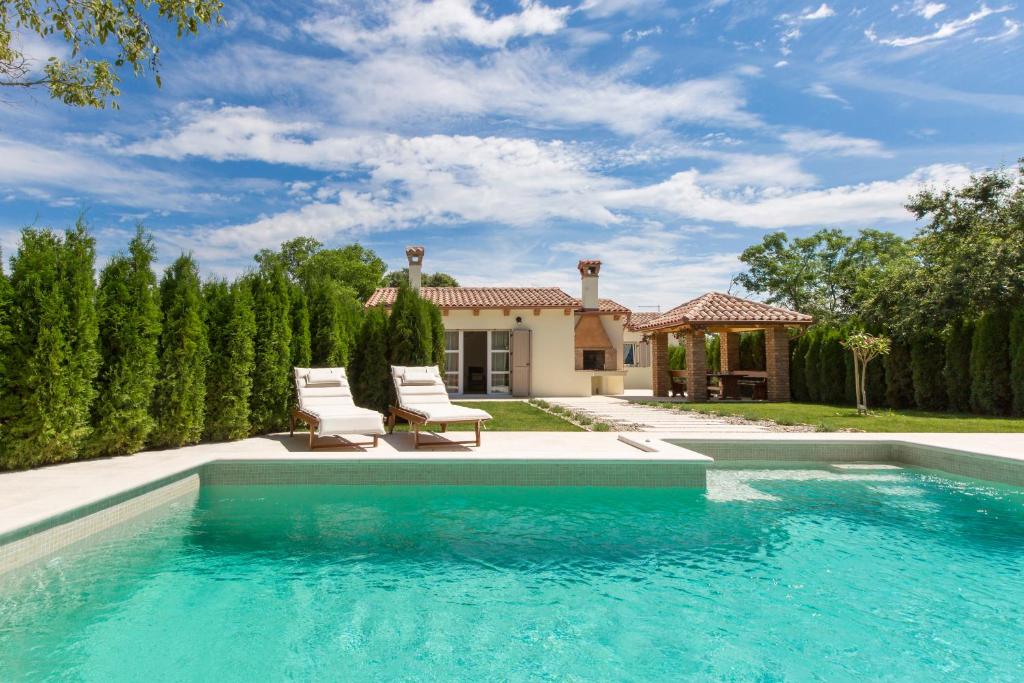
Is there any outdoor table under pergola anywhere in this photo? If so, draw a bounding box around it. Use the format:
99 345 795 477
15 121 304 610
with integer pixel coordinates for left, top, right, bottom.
632 292 813 401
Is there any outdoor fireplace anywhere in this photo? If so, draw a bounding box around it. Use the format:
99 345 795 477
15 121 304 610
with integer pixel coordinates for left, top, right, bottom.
582 350 606 370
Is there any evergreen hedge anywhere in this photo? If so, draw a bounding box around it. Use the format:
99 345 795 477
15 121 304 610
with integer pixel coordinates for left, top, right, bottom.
426 299 446 371
740 331 765 371
249 261 292 433
309 280 361 367
817 327 847 404
388 283 433 366
0 226 100 469
289 284 312 370
204 280 257 441
943 319 973 413
910 332 947 411
969 309 1012 415
151 255 208 448
349 306 391 414
88 229 161 457
790 335 808 402
884 339 914 409
803 332 822 402
668 345 686 370
1011 308 1024 417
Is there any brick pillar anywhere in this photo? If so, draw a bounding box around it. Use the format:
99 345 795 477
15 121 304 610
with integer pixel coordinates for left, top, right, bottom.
720 332 740 373
685 330 708 401
765 326 791 401
651 333 670 397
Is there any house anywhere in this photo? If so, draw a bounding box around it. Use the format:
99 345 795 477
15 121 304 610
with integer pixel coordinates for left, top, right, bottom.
622 312 680 391
366 247 632 397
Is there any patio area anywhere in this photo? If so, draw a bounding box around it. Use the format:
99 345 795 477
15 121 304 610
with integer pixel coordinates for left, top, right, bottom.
631 292 813 401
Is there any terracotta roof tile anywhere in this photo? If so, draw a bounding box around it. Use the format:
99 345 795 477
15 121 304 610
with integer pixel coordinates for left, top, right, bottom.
366 287 630 314
626 311 663 330
632 292 812 330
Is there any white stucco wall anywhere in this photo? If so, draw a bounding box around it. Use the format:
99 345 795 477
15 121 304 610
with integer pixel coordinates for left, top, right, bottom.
622 328 680 390
441 308 626 396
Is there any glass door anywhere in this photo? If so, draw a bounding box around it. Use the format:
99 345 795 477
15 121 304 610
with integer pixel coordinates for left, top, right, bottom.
444 331 461 393
488 331 511 394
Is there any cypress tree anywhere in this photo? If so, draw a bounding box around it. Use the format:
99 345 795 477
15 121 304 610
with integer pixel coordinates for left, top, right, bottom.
151 255 208 448
290 284 312 370
349 306 391 414
790 335 808 402
944 319 973 413
740 331 765 371
204 280 256 440
0 226 100 469
388 283 432 366
818 327 847 404
426 300 446 370
866 349 888 407
705 334 721 373
969 309 1012 415
88 229 161 457
309 280 362 367
0 251 11 402
249 261 292 433
910 332 947 411
884 338 914 409
803 330 822 402
1011 308 1024 417
668 345 686 370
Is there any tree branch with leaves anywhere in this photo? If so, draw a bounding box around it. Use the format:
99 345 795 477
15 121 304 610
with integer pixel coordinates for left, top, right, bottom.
1 0 223 108
842 332 891 415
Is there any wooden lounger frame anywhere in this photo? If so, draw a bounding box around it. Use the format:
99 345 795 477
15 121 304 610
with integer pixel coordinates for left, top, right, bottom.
386 406 482 449
290 408 380 450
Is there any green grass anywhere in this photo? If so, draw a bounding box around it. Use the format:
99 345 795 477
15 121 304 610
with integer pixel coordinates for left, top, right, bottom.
392 401 583 432
638 401 1024 433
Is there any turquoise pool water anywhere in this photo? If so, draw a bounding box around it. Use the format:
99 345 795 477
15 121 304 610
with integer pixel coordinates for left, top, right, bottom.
2 465 1023 681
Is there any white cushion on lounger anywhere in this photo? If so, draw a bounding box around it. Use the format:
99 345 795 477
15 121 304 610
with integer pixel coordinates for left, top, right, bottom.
402 369 437 385
302 404 386 436
306 367 343 386
391 365 492 423
402 404 492 423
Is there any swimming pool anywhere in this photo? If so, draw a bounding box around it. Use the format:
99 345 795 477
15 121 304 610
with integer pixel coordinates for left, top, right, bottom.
2 465 1023 681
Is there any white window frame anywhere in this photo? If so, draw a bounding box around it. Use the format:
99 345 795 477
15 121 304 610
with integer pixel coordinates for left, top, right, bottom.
444 330 462 394
623 342 638 367
488 330 511 394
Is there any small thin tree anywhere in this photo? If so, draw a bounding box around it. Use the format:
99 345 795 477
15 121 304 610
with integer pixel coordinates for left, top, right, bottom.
842 332 891 415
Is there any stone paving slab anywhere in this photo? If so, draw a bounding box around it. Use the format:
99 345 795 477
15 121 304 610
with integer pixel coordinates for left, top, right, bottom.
545 396 767 432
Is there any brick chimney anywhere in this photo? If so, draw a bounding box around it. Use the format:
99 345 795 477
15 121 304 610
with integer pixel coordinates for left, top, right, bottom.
577 259 601 310
406 246 425 291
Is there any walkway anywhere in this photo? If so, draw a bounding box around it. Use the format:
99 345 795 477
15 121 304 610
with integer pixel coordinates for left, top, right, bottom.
545 396 767 432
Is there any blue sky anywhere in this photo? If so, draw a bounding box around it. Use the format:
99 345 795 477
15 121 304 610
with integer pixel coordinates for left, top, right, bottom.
2 0 1021 309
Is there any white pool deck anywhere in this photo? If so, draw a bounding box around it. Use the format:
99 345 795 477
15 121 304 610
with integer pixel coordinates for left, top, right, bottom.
1 430 1023 544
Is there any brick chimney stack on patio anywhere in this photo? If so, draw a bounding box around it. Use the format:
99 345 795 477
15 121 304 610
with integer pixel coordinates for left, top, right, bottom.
577 259 601 310
406 246 425 292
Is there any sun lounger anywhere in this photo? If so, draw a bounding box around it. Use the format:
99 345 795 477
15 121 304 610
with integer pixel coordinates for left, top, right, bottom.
290 367 386 449
388 365 492 448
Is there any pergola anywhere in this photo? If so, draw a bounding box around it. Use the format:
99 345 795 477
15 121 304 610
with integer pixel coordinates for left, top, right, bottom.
632 292 813 401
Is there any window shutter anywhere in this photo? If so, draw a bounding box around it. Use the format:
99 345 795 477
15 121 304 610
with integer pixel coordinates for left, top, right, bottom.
639 341 651 367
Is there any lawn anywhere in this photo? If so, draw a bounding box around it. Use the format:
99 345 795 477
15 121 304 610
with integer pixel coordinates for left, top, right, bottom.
638 401 1024 433
391 401 583 432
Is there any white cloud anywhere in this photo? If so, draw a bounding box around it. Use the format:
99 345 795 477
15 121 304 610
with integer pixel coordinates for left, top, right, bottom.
801 4 836 20
0 136 203 212
805 82 849 105
579 0 662 18
866 4 1012 47
185 45 759 135
303 0 569 52
780 130 891 157
913 2 947 20
622 26 662 42
974 17 1021 41
604 163 972 229
774 60 790 67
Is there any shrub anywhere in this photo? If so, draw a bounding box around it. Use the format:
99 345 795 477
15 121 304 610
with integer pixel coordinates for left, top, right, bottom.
592 422 610 432
1012 308 1024 416
289 284 311 370
944 319 973 413
151 254 208 448
790 335 809 402
249 260 292 433
426 300 446 372
204 280 256 441
309 279 361 367
969 308 1012 415
0 250 10 396
348 306 391 415
88 229 161 457
884 338 914 409
740 331 766 370
803 330 822 402
387 283 433 366
0 224 100 469
668 345 686 370
910 332 947 411
817 327 847 404
705 334 720 372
